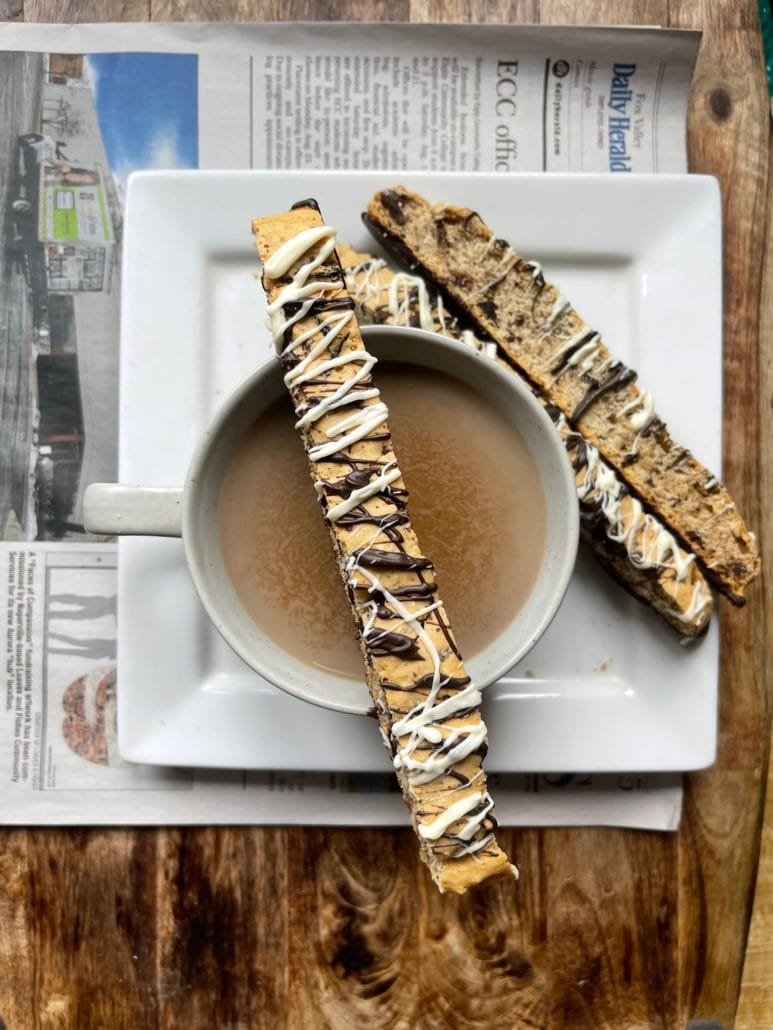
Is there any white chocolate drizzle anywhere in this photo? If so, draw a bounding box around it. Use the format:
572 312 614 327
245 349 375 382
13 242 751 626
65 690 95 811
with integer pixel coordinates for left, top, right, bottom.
388 271 434 329
327 467 402 523
265 227 341 353
565 335 603 375
343 257 496 359
619 389 655 433
282 311 358 385
475 254 518 297
418 792 489 841
567 431 711 623
547 329 601 376
476 232 498 263
308 401 389 461
574 438 694 576
263 225 336 278
543 293 570 330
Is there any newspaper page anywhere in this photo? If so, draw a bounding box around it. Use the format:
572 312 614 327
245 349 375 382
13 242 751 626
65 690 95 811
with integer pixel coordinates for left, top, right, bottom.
0 22 699 828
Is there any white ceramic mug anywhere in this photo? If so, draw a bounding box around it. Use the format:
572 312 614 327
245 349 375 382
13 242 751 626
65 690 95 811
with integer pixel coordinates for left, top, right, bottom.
84 325 579 715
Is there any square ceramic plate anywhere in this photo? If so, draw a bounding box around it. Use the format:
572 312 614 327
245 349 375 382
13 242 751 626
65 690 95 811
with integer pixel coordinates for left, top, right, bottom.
118 171 721 771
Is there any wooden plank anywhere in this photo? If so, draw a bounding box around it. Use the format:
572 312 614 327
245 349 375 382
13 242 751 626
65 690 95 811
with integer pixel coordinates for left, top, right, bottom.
6 829 161 1025
0 832 32 1026
409 0 540 21
540 828 678 1028
152 0 409 20
280 828 550 1028
285 828 422 1028
736 115 773 1030
738 748 773 1027
24 0 150 20
0 0 22 21
539 0 668 24
667 1 771 1023
154 827 291 1027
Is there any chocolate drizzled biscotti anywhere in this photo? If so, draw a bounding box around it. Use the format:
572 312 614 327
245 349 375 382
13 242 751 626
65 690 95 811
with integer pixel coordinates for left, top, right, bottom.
339 243 498 359
252 201 513 894
341 245 713 637
364 187 760 604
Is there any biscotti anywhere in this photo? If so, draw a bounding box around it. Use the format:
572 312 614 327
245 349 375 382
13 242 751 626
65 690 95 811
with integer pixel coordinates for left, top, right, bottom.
340 245 713 637
557 416 713 635
339 243 498 359
364 186 760 604
252 201 513 894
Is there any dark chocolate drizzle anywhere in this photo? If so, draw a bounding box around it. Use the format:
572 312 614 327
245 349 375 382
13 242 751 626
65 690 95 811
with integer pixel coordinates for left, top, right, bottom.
550 330 598 374
364 628 422 659
353 548 433 572
290 197 321 213
667 447 690 470
388 582 437 601
540 397 563 423
362 212 422 275
321 468 377 498
414 672 471 692
335 508 408 543
381 671 472 696
571 362 638 422
278 295 354 354
381 673 471 695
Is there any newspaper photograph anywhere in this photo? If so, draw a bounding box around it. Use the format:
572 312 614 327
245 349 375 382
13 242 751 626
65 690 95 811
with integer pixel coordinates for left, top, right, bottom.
0 21 700 828
1 51 197 545
2 543 190 795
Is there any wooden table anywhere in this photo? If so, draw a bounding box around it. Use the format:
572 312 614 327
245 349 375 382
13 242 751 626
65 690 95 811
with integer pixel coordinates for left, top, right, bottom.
1 2 770 1027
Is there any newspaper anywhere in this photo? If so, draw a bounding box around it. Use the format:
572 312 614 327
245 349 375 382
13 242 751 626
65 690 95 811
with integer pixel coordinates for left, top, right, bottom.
0 22 699 829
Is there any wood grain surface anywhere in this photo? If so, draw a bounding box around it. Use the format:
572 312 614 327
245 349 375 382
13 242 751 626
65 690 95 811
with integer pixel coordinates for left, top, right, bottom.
0 1 770 1028
736 49 773 1026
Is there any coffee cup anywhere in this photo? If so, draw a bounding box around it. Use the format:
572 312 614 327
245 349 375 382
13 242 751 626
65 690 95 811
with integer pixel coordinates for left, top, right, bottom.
84 325 579 715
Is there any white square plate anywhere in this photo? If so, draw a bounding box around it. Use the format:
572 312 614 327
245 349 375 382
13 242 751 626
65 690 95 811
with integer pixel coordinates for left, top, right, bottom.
118 171 721 771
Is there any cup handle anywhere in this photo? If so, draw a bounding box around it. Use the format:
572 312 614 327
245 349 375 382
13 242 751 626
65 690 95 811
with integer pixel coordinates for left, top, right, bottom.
84 484 183 537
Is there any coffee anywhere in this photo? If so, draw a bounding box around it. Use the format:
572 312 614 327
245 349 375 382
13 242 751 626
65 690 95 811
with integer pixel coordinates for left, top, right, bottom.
218 362 546 680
